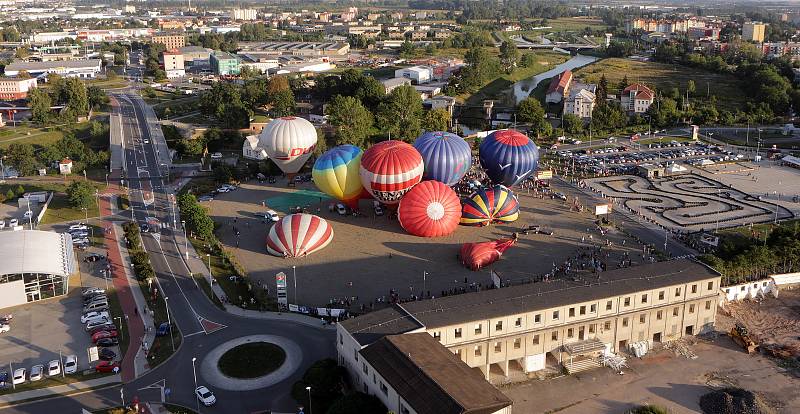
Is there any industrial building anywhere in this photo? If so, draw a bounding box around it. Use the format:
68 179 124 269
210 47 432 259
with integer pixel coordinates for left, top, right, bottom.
210 51 241 76
152 34 186 50
0 77 38 100
338 259 721 413
3 59 102 79
0 230 76 310
395 66 431 84
237 41 350 57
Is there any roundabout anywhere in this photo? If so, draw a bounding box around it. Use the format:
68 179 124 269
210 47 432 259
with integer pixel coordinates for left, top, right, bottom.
200 334 303 391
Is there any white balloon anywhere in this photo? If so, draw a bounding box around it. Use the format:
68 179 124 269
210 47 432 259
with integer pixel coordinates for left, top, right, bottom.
258 116 318 174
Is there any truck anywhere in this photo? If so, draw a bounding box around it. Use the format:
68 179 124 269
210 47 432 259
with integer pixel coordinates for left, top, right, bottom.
730 323 758 354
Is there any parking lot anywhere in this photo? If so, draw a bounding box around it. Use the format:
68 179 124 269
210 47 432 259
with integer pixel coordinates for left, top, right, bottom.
201 177 654 310
0 222 121 389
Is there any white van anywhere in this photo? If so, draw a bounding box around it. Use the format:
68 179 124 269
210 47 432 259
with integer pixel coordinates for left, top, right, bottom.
83 301 109 313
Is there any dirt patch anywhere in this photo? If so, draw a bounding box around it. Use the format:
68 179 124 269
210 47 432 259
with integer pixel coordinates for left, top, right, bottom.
723 290 800 359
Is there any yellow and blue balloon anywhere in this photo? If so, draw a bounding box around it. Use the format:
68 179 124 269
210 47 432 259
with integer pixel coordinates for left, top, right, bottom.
312 145 365 208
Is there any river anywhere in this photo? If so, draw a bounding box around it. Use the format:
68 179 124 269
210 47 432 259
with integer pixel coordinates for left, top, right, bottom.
509 54 599 104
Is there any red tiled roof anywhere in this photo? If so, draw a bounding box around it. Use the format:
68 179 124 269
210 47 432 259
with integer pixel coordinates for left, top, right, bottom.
623 83 654 100
546 70 573 95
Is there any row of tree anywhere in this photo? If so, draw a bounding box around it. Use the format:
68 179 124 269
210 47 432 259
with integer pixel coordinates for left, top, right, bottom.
177 193 215 242
3 123 109 176
29 74 108 124
198 76 295 129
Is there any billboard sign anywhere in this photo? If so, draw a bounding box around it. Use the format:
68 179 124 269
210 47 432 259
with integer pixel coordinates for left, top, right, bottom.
594 204 610 215
275 272 288 307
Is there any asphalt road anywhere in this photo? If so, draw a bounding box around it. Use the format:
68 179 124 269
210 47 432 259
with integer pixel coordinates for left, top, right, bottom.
0 91 334 414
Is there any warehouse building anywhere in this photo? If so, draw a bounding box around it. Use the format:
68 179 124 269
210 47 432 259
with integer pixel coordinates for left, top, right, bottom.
210 51 240 76
338 259 721 412
0 230 76 309
3 59 102 79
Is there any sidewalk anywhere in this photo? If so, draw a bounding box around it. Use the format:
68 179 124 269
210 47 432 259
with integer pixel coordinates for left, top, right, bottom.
98 186 147 382
0 375 120 405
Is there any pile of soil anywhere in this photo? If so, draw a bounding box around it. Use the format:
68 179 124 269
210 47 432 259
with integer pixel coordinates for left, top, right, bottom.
699 387 775 414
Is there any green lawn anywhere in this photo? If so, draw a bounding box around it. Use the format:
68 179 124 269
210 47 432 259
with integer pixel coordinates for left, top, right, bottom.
573 58 747 111
193 273 224 310
0 370 112 396
40 193 101 225
217 342 286 378
106 288 131 360
539 17 610 32
0 120 101 149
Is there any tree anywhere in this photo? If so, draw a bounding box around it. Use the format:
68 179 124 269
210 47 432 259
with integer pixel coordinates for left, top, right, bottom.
57 77 89 116
14 185 25 197
517 98 549 137
179 137 206 157
28 88 52 125
591 102 627 131
4 143 38 176
326 392 387 414
270 88 296 117
291 359 344 414
687 80 696 96
378 85 423 142
460 47 501 92
596 74 609 106
326 95 373 147
177 193 215 240
520 52 537 68
562 113 584 134
619 75 629 92
213 164 234 184
67 181 95 210
87 86 108 109
422 108 451 131
399 40 415 58
499 40 520 74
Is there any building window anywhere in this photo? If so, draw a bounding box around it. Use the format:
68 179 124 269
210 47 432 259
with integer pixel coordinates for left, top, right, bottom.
590 304 596 313
553 311 559 320
569 308 575 317
551 331 558 341
641 294 648 304
433 331 441 341
494 342 502 353
534 314 541 323
515 317 523 328
622 317 629 327
763 282 768 287
567 328 574 338
455 349 462 358
514 338 521 349
533 334 540 345
362 362 368 374
689 304 695 313
475 324 482 335
671 324 678 335
741 286 746 291
604 321 611 330
380 382 388 396
659 291 665 300
474 346 482 356
675 287 682 297
454 328 462 338
673 307 679 317
339 333 343 345
707 281 714 290
639 314 646 324
354 349 359 362
401 405 410 414
495 321 503 331
624 297 631 306
589 324 596 333
606 300 613 310
691 284 698 294
657 310 663 320
705 300 712 310
726 289 730 293
580 306 586 315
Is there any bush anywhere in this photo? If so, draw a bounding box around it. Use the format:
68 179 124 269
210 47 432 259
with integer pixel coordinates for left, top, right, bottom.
630 405 669 414
14 185 25 197
291 359 345 414
5 189 14 200
326 392 387 414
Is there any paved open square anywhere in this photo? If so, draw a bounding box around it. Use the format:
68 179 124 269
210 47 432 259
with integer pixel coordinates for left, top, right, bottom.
583 173 794 233
205 180 648 309
695 160 800 216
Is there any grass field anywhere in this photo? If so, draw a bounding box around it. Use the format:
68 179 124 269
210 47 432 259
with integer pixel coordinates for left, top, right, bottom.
0 120 100 149
574 58 747 110
538 17 609 32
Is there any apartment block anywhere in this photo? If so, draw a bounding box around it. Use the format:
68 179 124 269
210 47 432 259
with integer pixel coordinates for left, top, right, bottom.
152 34 186 50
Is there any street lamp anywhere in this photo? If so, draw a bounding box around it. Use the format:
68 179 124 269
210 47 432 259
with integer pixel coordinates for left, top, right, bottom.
114 316 124 342
292 265 297 305
105 173 109 188
306 386 312 414
423 271 428 298
192 357 199 413
165 296 174 351
182 220 188 260
206 254 212 286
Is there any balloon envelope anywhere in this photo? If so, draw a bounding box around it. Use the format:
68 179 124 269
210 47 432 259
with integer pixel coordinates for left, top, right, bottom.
479 129 539 187
359 140 424 205
313 145 364 207
259 116 318 174
460 185 520 226
460 237 516 271
266 214 333 257
398 181 461 237
413 131 472 186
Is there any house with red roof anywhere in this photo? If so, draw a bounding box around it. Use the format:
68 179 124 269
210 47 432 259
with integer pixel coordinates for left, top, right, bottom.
545 70 573 104
621 83 655 114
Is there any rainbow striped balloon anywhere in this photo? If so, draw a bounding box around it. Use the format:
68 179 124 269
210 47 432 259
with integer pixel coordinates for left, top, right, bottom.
312 145 365 207
460 185 520 226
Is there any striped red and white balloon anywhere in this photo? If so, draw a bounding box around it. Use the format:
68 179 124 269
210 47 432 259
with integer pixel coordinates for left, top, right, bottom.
266 214 334 258
359 140 424 205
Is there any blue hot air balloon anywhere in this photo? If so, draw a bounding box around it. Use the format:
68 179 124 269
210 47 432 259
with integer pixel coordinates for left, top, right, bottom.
413 131 472 186
479 129 539 187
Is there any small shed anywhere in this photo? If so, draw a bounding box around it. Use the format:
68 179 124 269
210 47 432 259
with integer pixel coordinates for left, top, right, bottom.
58 158 73 175
636 163 664 179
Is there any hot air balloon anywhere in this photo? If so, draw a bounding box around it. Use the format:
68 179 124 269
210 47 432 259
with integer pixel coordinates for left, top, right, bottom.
398 181 461 237
460 185 520 226
266 214 333 258
359 140 424 205
459 236 517 271
479 129 539 187
259 116 318 174
413 131 472 186
312 145 365 208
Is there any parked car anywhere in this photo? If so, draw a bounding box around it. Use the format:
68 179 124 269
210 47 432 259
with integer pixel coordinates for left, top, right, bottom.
29 364 44 381
83 295 107 305
0 324 10 334
197 195 214 202
336 203 348 215
23 211 32 219
553 192 567 201
89 325 117 336
0 220 5 230
260 210 280 222
82 288 105 297
84 253 104 263
0 371 8 387
64 355 77 374
92 330 119 343
69 224 88 231
12 368 25 385
86 318 112 331
94 361 119 373
81 311 109 324
195 386 217 406
47 360 61 377
155 322 171 337
98 348 116 361
9 219 17 227
96 337 119 347
374 204 384 216
210 152 223 159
